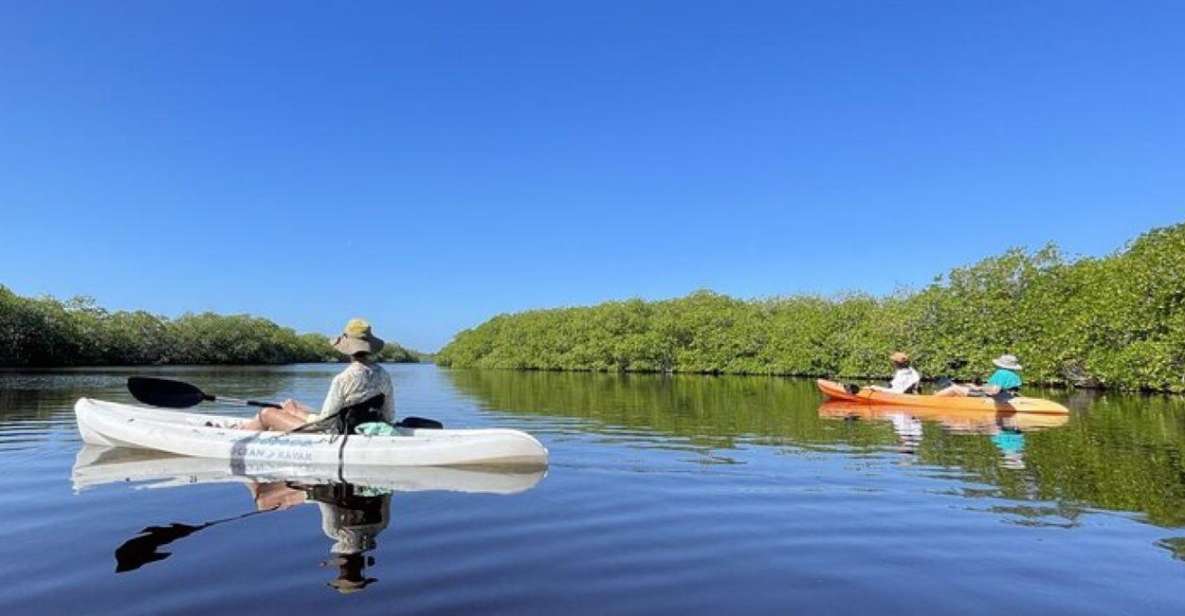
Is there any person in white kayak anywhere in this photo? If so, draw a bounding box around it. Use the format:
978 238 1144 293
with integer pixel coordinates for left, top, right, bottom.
869 352 921 394
241 318 395 433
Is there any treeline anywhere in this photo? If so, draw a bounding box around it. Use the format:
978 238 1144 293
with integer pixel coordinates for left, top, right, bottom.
437 222 1185 392
0 288 421 366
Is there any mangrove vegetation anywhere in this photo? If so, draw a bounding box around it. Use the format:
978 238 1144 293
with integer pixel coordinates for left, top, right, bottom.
438 222 1185 392
0 287 421 367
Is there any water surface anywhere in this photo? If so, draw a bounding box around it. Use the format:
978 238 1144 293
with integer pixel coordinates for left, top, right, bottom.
1 365 1183 614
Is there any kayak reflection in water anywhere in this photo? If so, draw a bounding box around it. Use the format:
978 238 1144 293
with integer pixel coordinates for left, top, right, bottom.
240 318 395 433
819 401 1067 470
250 481 390 593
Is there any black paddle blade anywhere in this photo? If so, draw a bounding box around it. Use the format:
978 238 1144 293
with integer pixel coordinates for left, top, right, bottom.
396 416 443 429
114 522 208 572
127 377 209 408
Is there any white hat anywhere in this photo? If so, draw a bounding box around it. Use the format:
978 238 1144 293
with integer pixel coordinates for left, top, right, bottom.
992 354 1022 371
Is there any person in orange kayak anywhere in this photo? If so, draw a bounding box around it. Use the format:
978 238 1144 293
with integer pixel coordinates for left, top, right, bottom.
241 318 395 432
869 352 921 394
934 354 1023 398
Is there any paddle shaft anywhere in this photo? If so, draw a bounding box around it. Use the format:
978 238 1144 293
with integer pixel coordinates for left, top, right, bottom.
209 395 282 409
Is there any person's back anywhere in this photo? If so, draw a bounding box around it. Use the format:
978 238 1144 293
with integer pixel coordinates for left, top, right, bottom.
320 360 395 423
985 367 1022 394
888 366 921 394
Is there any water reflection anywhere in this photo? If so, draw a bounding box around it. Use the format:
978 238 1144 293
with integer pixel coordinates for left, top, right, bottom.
252 481 388 593
818 402 1069 469
447 368 1185 527
76 446 545 592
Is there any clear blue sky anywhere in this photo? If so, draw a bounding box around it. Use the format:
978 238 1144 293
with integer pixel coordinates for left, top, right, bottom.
1 2 1182 351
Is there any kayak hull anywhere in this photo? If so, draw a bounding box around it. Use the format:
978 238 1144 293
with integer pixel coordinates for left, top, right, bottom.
817 401 1069 432
816 379 1070 414
72 445 545 494
75 398 549 468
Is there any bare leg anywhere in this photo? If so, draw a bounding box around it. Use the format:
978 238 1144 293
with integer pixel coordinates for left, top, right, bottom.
241 401 313 432
934 384 970 397
252 481 308 510
260 407 312 431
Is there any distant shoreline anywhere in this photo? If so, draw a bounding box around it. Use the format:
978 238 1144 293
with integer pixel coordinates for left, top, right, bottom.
435 222 1185 394
0 286 427 368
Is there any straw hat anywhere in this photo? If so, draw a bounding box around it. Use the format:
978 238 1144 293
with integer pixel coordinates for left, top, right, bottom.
889 352 910 365
992 354 1022 371
332 319 385 356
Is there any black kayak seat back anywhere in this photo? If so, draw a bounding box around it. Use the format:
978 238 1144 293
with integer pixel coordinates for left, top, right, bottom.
328 394 386 435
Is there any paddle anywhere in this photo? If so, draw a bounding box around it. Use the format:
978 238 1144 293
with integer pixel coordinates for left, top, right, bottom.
127 376 444 429
127 376 281 409
115 508 277 573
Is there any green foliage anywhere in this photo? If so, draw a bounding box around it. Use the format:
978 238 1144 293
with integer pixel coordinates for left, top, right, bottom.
0 288 422 366
376 341 424 363
446 369 1185 526
438 223 1185 392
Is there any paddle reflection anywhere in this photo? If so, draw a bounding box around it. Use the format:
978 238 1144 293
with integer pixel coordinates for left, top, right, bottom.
818 402 1069 469
77 446 545 592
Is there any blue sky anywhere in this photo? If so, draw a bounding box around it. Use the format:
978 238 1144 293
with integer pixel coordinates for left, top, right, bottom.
1 2 1182 351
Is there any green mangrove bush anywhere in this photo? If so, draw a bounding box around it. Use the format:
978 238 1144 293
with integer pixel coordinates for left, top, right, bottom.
437 223 1185 392
0 290 420 366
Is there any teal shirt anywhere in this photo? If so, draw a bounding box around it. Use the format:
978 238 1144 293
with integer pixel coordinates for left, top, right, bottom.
987 369 1022 391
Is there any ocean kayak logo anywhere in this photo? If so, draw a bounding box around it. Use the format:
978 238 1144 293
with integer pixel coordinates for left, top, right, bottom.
230 435 318 463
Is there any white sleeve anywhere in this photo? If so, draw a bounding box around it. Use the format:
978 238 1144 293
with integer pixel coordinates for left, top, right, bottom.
320 375 345 418
902 369 920 393
382 375 395 422
889 370 920 394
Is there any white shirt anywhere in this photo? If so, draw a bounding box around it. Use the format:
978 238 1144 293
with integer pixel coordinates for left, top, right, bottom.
888 367 921 394
318 361 395 422
319 497 390 554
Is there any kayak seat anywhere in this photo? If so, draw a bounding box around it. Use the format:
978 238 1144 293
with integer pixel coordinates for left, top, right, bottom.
294 395 387 436
330 394 387 436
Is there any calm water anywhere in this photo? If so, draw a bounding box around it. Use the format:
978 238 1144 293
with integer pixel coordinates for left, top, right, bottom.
1 364 1183 614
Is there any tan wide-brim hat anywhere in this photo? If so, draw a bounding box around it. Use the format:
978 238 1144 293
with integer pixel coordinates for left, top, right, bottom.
332 318 385 355
992 354 1022 371
889 352 910 364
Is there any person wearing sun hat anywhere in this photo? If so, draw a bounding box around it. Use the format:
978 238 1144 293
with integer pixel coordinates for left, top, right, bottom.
241 319 395 432
935 354 1024 398
870 351 921 394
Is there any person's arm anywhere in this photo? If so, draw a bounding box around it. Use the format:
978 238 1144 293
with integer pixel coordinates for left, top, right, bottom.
907 370 921 392
382 392 395 422
319 376 345 420
382 374 395 422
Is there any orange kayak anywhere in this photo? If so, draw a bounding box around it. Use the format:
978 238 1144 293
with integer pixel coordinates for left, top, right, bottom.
817 401 1070 431
816 379 1070 415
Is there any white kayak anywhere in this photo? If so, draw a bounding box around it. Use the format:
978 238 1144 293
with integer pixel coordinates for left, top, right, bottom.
72 445 545 494
75 398 549 468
